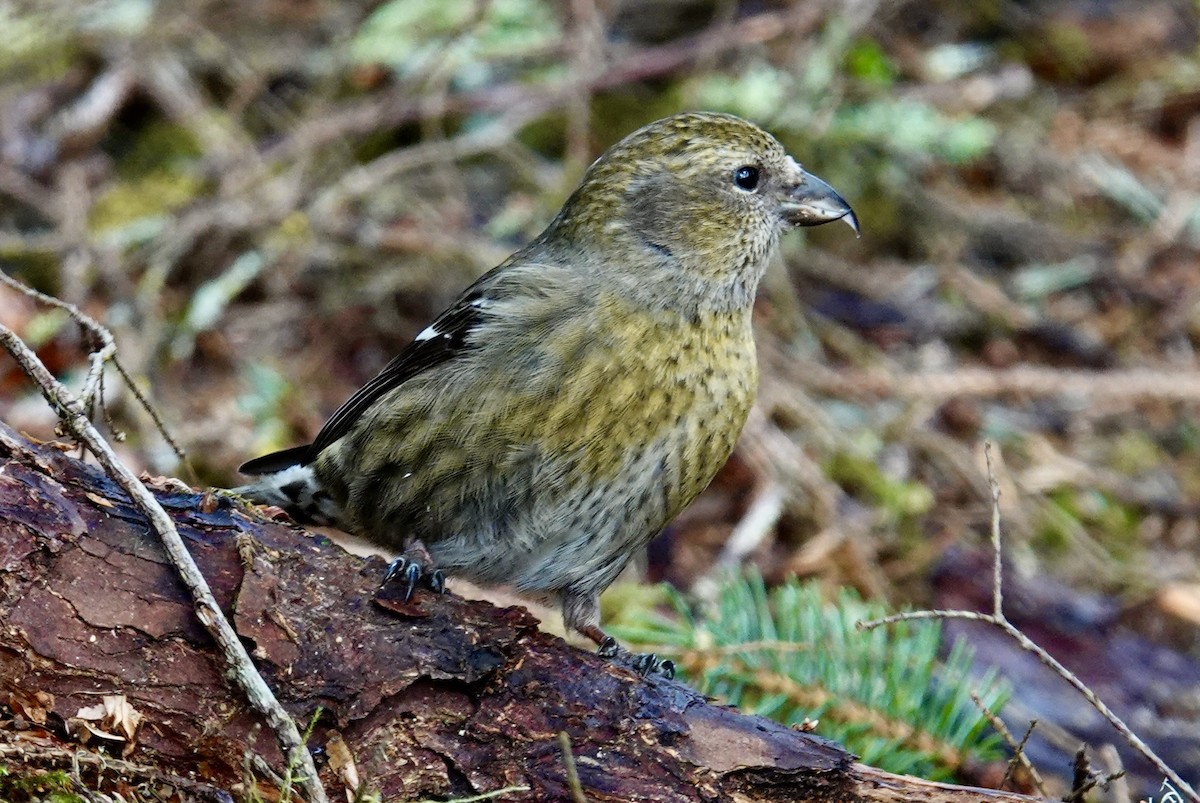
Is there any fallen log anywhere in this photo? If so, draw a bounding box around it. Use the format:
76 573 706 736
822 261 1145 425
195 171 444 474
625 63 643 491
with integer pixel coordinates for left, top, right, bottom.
0 423 1039 802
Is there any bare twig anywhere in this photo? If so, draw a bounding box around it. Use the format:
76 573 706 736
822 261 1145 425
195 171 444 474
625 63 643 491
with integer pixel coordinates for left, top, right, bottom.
45 62 137 152
111 354 191 470
0 743 233 803
558 731 589 803
416 787 533 803
0 269 114 409
861 608 1191 798
309 107 538 218
0 323 329 803
142 54 259 174
969 692 1045 795
858 442 1198 803
983 444 1003 617
0 162 60 220
797 361 1200 404
565 0 604 174
720 480 787 568
1096 744 1130 803
1064 746 1124 803
1064 746 1092 803
265 5 824 164
0 269 187 465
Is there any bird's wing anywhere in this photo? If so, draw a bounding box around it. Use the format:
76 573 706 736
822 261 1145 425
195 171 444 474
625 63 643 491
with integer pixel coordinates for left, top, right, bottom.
239 267 508 476
307 281 500 458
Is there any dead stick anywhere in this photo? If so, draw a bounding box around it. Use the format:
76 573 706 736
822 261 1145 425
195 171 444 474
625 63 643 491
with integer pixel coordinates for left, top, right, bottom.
0 321 329 803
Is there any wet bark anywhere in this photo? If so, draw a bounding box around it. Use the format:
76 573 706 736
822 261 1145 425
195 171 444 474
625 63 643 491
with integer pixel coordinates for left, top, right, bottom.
0 424 1040 802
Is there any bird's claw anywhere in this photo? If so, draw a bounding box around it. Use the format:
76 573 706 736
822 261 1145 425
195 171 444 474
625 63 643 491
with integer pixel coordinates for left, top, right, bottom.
597 636 675 679
382 557 446 602
597 636 621 659
428 569 446 595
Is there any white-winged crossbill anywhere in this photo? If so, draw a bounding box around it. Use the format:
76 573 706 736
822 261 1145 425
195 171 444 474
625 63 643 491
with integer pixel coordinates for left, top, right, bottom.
237 112 857 675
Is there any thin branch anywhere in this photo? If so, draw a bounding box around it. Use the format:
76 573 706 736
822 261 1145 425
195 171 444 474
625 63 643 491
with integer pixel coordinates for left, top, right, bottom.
1064 746 1124 803
858 444 1198 803
0 743 233 803
0 269 188 465
1096 744 1130 803
265 5 823 164
558 731 589 803
718 481 786 569
308 106 537 217
797 361 1200 404
415 787 533 803
983 443 1003 617
0 269 114 410
969 692 1044 795
565 0 603 174
862 608 1192 799
0 322 329 803
112 354 191 468
0 162 60 220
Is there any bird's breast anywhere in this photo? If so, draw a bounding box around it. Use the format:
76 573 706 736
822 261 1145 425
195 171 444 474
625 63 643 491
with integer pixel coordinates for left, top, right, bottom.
531 299 758 506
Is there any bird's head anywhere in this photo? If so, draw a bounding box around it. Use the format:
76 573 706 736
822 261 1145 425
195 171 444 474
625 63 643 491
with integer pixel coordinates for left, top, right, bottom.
545 112 857 311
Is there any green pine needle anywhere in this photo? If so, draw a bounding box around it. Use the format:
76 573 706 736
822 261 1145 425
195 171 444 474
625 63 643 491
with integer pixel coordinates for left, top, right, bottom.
611 574 1009 781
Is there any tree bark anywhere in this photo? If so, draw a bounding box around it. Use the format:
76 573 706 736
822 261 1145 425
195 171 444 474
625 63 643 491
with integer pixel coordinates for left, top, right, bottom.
0 423 1040 802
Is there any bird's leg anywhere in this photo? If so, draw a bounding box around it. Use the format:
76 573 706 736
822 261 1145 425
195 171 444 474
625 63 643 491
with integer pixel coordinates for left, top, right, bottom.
563 587 674 679
381 539 446 602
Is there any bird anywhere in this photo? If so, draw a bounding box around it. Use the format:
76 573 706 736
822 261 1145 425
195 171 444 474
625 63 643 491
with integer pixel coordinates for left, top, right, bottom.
236 112 857 676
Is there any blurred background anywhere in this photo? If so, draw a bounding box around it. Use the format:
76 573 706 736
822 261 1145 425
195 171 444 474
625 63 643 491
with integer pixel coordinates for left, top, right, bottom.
1 0 1199 798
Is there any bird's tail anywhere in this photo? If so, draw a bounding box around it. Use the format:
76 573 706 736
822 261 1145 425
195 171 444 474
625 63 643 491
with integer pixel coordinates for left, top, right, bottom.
234 448 341 526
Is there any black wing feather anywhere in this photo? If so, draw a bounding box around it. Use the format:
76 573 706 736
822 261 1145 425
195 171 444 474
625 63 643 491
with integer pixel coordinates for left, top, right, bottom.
304 288 489 458
239 444 316 475
239 271 501 477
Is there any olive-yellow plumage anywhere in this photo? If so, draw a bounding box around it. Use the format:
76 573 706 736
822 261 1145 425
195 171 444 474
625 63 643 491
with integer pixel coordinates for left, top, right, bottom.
237 112 857 674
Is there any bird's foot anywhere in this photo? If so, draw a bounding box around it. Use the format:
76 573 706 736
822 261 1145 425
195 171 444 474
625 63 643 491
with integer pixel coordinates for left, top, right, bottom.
381 555 446 603
597 636 675 679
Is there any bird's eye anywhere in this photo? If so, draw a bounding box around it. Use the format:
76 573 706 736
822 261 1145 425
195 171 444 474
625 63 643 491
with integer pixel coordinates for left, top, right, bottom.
733 165 760 192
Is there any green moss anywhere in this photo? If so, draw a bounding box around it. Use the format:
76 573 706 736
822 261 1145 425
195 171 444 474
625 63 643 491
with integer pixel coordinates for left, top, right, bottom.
109 120 203 180
89 170 205 234
826 450 935 524
0 765 86 803
1037 488 1140 564
1109 431 1164 476
1030 22 1095 81
0 8 79 84
832 100 996 165
844 39 896 87
693 65 792 123
351 0 560 87
238 362 302 454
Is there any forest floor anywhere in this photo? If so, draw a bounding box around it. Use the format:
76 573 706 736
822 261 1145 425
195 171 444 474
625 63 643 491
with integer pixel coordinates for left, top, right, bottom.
1 1 1199 799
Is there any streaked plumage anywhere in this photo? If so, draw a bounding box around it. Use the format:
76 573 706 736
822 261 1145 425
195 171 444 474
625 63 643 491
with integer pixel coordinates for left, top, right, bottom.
237 112 857 673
